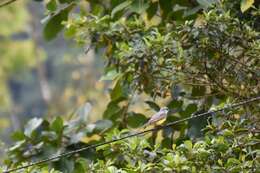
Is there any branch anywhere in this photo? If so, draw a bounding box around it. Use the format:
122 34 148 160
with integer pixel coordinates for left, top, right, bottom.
0 0 19 8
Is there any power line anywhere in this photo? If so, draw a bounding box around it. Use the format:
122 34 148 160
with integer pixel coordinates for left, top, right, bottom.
3 96 260 173
0 0 19 8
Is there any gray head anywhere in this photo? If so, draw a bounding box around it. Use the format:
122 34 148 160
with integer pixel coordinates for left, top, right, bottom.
160 107 169 114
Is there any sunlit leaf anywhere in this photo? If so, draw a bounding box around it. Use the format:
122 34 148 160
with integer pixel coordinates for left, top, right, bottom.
196 0 215 8
50 116 63 134
24 118 43 137
80 134 101 143
70 131 85 144
129 0 149 14
111 0 132 18
184 140 192 151
92 119 113 133
11 131 25 141
240 0 254 12
100 69 121 81
42 131 58 141
8 140 26 151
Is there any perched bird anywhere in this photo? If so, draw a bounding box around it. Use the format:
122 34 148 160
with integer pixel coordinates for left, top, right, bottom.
142 107 169 128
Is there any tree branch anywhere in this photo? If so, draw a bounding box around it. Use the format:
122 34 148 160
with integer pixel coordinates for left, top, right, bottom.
0 0 19 8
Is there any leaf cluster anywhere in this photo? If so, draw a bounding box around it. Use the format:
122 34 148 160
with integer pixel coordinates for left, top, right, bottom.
3 116 259 173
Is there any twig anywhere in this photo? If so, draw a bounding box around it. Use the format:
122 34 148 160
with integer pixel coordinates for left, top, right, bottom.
0 0 18 8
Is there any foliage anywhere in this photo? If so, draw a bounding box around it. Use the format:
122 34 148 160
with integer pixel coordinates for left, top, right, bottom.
91 118 260 172
59 0 260 135
3 104 112 168
2 114 260 172
64 1 259 97
1 0 260 173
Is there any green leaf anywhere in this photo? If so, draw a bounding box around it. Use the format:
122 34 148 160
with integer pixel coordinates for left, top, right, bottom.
50 116 63 134
159 0 173 19
110 79 128 101
129 0 149 14
196 0 215 8
145 101 160 111
103 101 121 120
161 137 172 149
184 140 193 151
43 3 74 40
46 0 57 12
74 161 86 173
111 0 132 18
100 69 121 81
213 137 229 152
94 120 113 132
183 6 202 18
42 131 58 141
222 129 234 137
146 1 158 19
8 140 26 151
226 158 241 167
91 3 105 16
70 132 85 144
170 9 185 21
127 112 147 128
24 118 43 137
180 103 197 117
107 166 118 173
75 158 88 172
167 100 183 109
11 131 25 141
58 159 74 173
241 0 254 13
64 24 76 38
191 85 206 97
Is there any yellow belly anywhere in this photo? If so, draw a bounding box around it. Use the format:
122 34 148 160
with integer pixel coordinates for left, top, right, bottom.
151 117 167 126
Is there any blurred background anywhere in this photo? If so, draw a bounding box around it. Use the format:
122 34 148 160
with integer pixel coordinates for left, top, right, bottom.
0 0 110 149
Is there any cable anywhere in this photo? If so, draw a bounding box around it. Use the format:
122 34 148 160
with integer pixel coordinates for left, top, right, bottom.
3 96 260 173
0 0 19 8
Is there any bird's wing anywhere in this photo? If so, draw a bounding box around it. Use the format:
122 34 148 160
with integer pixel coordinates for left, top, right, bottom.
147 112 166 124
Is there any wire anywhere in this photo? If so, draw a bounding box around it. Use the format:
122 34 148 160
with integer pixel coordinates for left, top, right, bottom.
0 0 19 8
3 96 260 173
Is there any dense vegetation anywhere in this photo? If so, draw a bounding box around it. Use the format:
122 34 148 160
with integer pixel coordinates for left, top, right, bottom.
1 0 259 172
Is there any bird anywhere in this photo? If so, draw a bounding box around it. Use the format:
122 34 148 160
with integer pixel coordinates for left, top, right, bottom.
142 107 169 128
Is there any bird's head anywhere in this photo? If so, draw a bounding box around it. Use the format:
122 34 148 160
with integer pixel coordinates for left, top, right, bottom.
160 107 169 114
